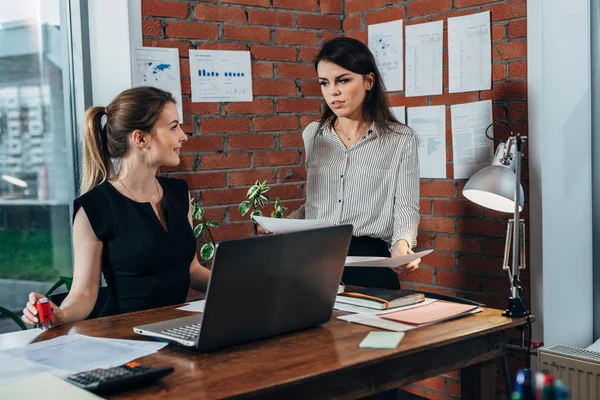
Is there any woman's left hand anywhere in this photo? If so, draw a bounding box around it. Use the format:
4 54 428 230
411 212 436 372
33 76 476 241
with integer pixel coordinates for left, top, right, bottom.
391 240 420 273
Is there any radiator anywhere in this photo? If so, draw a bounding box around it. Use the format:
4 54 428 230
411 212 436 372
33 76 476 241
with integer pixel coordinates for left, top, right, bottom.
538 344 600 399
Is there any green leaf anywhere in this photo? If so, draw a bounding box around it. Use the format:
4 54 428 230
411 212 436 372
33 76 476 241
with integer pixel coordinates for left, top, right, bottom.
252 209 262 217
239 201 252 216
200 242 215 260
247 185 260 200
206 221 219 227
194 223 204 237
0 306 28 330
271 210 283 218
274 197 281 208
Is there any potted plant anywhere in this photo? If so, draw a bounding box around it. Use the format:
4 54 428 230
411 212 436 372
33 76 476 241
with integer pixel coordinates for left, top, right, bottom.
191 199 219 261
238 180 287 220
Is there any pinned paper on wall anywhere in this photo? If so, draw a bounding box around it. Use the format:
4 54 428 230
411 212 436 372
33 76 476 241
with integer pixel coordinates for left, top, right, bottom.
407 105 446 179
448 12 492 93
390 106 406 124
189 50 253 102
405 21 443 97
368 19 404 92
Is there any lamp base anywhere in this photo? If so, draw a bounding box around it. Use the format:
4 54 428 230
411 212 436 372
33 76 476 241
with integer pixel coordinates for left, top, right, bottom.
503 297 528 318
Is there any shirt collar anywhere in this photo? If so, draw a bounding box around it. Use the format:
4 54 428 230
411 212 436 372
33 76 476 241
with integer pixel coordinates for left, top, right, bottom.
321 120 380 138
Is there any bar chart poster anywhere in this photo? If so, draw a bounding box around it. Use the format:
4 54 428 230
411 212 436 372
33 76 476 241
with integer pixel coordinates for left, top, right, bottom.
189 50 253 102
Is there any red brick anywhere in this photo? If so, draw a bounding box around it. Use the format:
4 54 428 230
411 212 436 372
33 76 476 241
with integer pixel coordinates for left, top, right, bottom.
181 77 191 95
447 381 461 398
300 115 320 129
481 81 527 101
422 251 455 269
222 0 269 6
509 19 527 39
228 169 277 187
435 236 481 254
443 370 460 380
226 99 273 115
277 98 321 113
403 268 434 284
172 172 226 189
273 0 317 11
300 80 322 96
184 136 223 152
143 39 190 57
268 183 304 199
253 80 297 96
431 8 474 23
299 47 320 63
509 60 527 79
420 181 454 197
142 0 189 18
508 102 528 121
195 5 246 22
416 233 433 249
211 222 255 241
200 118 250 133
182 99 219 115
224 25 270 42
431 91 479 106
197 42 248 51
455 0 496 6
252 61 274 78
388 93 429 108
142 19 161 37
343 15 362 32
419 216 454 233
227 134 275 150
180 117 194 133
408 0 451 17
436 270 481 291
492 23 506 42
400 386 426 397
253 150 299 166
162 154 194 172
420 199 432 214
277 132 303 148
457 218 507 237
253 116 298 131
201 153 249 170
179 58 189 77
345 30 367 44
411 284 456 297
298 14 341 31
165 22 218 40
493 41 527 61
251 45 297 61
486 276 512 296
277 64 316 79
483 0 527 21
483 238 506 257
202 207 226 224
433 200 480 216
412 377 446 393
346 0 385 15
320 0 343 14
493 63 506 81
366 6 405 26
275 30 318 46
278 166 306 181
458 254 505 275
248 10 294 27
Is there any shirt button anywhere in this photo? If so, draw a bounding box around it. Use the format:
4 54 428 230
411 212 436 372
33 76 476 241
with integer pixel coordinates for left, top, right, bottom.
340 175 343 178
338 200 341 203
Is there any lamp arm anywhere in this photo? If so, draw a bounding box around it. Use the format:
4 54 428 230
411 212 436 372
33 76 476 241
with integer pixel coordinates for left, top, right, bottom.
511 135 523 298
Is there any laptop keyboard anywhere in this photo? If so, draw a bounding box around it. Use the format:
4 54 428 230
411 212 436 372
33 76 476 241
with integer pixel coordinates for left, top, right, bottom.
161 323 201 340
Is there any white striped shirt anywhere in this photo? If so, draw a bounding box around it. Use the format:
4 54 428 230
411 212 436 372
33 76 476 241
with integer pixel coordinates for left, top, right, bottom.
289 120 420 248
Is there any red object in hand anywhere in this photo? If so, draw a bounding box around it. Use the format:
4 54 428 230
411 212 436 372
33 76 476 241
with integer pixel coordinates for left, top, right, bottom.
35 298 52 329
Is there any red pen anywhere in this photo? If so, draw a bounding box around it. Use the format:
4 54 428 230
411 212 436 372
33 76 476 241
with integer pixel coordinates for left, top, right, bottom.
35 298 52 330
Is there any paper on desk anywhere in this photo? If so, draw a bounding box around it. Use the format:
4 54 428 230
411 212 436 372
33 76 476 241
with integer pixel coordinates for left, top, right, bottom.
0 372 102 398
0 334 167 374
176 299 206 313
0 352 61 387
252 215 333 234
334 298 437 315
0 327 43 350
345 249 433 267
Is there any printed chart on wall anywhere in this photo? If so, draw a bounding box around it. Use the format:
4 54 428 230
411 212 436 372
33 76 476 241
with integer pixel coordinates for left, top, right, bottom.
405 20 443 97
451 100 494 179
132 47 183 122
189 50 252 102
391 106 406 124
407 106 446 179
368 19 404 92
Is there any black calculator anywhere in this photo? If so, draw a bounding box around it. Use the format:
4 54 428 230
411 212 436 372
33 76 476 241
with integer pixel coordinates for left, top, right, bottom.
65 361 174 393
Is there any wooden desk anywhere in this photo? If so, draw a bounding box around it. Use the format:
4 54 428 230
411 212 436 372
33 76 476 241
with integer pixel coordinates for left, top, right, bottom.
3 306 528 399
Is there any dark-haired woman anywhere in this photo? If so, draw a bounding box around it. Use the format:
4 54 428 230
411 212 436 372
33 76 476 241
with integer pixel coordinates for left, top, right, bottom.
288 37 421 290
21 87 211 328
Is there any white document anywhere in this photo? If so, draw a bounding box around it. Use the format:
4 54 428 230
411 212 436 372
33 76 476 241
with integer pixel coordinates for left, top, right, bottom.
189 49 252 102
0 372 102 398
451 100 494 179
1 334 167 374
390 106 406 124
0 353 60 387
448 12 492 93
345 249 433 268
252 215 333 234
407 106 446 178
132 47 183 122
405 21 443 97
0 328 43 350
334 298 438 315
176 299 206 313
368 19 404 92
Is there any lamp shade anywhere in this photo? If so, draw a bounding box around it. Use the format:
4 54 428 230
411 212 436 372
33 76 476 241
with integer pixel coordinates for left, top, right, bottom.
463 165 524 213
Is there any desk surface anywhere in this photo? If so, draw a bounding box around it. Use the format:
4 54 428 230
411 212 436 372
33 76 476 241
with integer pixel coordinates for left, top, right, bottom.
1 306 528 399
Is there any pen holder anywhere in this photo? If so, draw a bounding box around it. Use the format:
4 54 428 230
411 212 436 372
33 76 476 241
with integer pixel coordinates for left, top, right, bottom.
35 298 52 330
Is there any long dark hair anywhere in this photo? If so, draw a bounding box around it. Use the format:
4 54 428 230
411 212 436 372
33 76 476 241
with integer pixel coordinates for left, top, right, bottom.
314 37 399 132
81 86 176 194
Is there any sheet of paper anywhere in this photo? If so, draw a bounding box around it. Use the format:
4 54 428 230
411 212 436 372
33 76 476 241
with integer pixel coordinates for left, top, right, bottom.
345 249 433 268
1 334 167 374
0 372 102 398
334 298 437 315
189 49 252 102
176 299 206 313
390 106 406 124
405 21 443 97
368 19 404 92
451 100 494 179
132 47 183 122
0 353 60 387
252 215 333 234
448 12 492 93
407 106 446 178
0 328 43 350
586 338 600 353
359 331 405 349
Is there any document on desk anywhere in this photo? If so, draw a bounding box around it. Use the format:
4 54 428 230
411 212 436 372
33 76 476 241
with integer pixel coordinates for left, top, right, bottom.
0 327 43 350
0 372 102 398
0 352 60 386
335 298 437 315
405 21 443 97
451 100 494 179
252 215 333 234
176 299 206 312
368 19 404 92
0 334 167 375
407 106 446 178
448 12 491 93
345 249 433 268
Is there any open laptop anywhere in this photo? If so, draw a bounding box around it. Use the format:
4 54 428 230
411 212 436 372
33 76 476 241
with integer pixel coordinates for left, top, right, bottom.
133 224 352 352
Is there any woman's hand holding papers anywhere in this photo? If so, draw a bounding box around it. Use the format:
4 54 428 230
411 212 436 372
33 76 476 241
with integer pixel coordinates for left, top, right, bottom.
22 292 65 328
256 224 273 235
391 240 420 273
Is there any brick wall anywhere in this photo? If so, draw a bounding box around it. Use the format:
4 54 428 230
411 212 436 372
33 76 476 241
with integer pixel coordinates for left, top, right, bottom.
142 0 528 398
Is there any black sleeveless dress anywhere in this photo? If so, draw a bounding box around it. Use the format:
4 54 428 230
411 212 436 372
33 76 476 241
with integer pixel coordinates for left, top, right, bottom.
73 176 196 316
